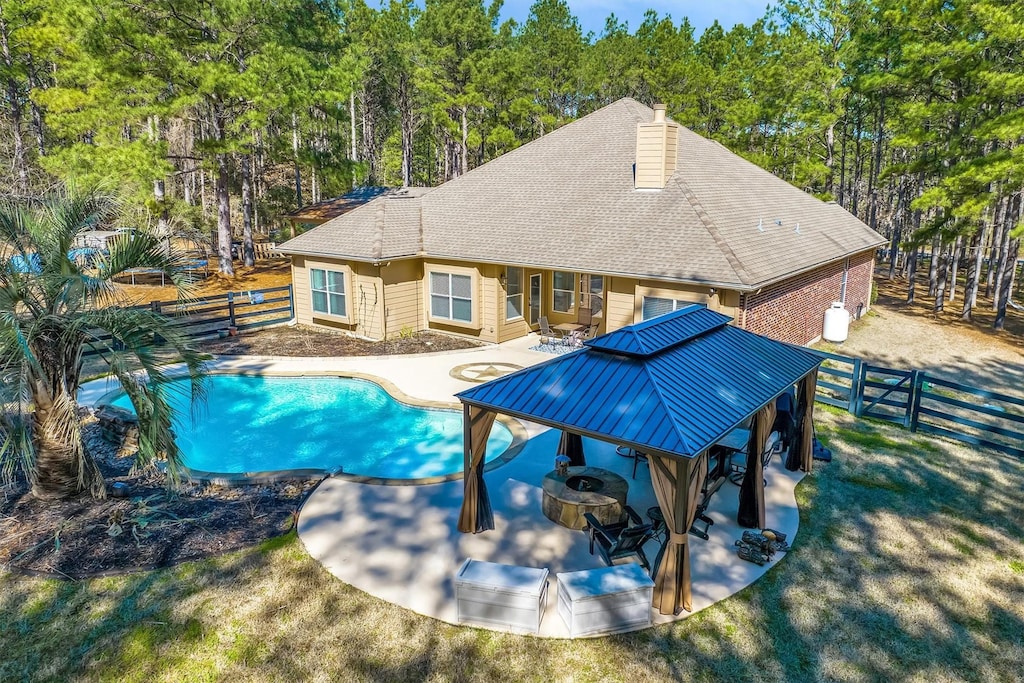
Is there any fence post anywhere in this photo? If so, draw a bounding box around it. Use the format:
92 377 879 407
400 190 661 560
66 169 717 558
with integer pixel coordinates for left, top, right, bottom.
904 370 919 429
227 291 236 327
287 284 294 319
849 357 862 415
910 372 925 432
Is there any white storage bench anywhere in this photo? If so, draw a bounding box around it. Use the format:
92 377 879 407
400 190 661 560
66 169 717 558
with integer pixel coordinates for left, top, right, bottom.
557 563 654 638
455 559 549 634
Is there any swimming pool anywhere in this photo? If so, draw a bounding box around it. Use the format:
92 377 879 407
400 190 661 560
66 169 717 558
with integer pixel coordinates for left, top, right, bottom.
106 375 515 480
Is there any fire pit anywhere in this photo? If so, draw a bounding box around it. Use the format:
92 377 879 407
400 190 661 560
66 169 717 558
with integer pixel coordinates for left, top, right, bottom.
542 466 629 530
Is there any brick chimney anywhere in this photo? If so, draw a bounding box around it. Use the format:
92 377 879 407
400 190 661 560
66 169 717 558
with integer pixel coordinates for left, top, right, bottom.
635 104 678 190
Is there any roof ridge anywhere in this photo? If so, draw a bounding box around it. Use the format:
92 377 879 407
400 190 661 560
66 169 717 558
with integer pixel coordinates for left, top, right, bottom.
371 199 385 260
670 173 754 287
425 98 648 198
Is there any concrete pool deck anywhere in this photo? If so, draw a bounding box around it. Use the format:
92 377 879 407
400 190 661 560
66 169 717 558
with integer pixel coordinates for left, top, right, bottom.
78 333 804 639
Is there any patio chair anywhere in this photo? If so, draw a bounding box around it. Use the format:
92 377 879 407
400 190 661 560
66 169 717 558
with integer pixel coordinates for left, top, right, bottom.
690 445 730 540
615 445 649 479
538 316 562 343
583 506 655 571
729 431 780 486
581 323 599 340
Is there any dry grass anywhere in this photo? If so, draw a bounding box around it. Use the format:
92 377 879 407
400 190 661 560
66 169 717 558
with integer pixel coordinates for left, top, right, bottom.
2 409 1023 682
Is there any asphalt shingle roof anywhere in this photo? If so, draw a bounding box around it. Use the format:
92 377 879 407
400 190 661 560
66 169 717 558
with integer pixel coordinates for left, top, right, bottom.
279 99 884 289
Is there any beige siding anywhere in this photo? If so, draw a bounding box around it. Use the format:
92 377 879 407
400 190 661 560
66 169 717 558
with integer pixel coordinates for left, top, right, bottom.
291 256 311 324
604 276 638 332
290 255 384 338
293 254 745 341
478 263 500 343
382 260 422 337
351 262 384 339
497 268 533 343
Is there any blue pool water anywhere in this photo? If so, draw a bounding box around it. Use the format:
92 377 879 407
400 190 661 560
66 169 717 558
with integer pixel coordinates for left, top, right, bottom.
108 375 514 479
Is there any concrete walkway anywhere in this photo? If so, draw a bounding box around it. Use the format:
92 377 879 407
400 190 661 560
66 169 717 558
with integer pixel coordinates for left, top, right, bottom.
79 334 804 639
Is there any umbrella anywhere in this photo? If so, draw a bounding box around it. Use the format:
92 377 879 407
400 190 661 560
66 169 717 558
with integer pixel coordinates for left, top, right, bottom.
557 430 586 466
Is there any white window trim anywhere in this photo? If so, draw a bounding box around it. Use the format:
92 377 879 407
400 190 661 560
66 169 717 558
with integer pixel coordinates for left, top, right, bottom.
551 270 575 314
641 295 690 321
309 266 350 321
425 265 480 329
505 267 524 321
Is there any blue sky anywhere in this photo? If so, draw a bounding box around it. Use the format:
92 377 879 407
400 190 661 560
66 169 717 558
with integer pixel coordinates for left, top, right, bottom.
497 1 770 36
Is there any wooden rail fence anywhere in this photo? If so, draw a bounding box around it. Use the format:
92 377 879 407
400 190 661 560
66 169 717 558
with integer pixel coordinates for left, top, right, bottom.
809 349 1024 458
85 285 294 354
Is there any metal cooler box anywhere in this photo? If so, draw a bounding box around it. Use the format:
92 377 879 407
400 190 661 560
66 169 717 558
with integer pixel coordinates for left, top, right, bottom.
556 563 654 637
455 559 549 634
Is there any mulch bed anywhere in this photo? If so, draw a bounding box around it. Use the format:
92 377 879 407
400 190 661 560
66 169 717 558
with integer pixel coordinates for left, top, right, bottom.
0 413 321 579
194 326 481 356
2 328 479 580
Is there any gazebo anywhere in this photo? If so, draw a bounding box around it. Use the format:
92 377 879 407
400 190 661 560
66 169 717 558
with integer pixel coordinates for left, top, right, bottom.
455 305 822 615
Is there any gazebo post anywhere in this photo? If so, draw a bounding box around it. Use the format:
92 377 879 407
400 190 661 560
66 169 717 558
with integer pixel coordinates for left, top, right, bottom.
457 404 497 534
648 452 707 615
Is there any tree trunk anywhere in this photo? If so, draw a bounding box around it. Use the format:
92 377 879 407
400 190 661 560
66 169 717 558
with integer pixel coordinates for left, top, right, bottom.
928 234 940 297
992 200 1013 312
26 55 44 156
154 178 168 241
0 15 27 195
837 109 848 208
30 386 104 500
292 112 303 207
907 248 918 304
985 196 1006 297
213 103 234 276
399 72 413 187
995 236 1021 330
460 105 469 176
934 245 947 313
824 120 836 198
948 235 962 302
962 225 984 320
350 90 358 163
241 151 254 267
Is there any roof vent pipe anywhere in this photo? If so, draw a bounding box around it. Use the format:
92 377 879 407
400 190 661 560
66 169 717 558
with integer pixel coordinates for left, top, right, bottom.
653 104 666 123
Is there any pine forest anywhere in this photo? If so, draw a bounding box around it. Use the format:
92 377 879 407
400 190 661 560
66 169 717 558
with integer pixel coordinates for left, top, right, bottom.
1 0 1022 326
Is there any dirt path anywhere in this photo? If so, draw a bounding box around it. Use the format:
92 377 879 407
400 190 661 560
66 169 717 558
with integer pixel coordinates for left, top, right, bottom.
817 278 1024 394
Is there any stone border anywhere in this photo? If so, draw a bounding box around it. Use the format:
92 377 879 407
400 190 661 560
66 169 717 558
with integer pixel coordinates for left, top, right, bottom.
94 368 528 487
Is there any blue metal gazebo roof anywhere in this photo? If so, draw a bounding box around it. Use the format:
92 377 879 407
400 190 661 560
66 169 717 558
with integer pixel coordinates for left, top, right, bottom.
457 306 822 459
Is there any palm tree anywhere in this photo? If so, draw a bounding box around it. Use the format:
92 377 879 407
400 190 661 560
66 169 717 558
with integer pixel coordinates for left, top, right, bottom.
0 187 206 500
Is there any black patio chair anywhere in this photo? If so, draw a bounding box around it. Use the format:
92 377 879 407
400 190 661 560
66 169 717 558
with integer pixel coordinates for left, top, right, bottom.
690 445 730 540
729 431 780 486
583 506 655 571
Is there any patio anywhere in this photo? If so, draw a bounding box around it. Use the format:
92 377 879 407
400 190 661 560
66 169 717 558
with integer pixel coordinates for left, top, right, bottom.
297 426 804 638
75 315 814 639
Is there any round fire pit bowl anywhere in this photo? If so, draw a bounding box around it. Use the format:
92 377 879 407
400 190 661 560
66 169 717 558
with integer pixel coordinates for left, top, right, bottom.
542 466 629 530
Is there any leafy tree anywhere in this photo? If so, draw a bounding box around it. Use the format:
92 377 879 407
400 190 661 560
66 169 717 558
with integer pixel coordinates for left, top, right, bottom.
0 187 205 500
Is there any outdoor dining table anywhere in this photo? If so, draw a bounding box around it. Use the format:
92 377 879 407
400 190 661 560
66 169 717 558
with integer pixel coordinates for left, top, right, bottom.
553 322 588 348
716 428 750 453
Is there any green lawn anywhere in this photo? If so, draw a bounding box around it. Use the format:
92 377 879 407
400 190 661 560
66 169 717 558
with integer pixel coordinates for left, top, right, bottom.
2 409 1023 682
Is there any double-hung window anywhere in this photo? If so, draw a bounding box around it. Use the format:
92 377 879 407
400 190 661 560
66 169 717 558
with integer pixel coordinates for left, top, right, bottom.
430 271 473 323
641 296 691 321
552 271 575 313
310 268 347 317
505 267 524 320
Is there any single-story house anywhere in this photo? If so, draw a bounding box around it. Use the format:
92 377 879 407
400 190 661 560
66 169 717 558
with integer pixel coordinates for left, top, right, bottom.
278 99 885 346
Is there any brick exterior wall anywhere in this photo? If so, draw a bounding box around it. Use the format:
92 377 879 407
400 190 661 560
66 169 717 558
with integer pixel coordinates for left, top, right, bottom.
741 250 876 345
